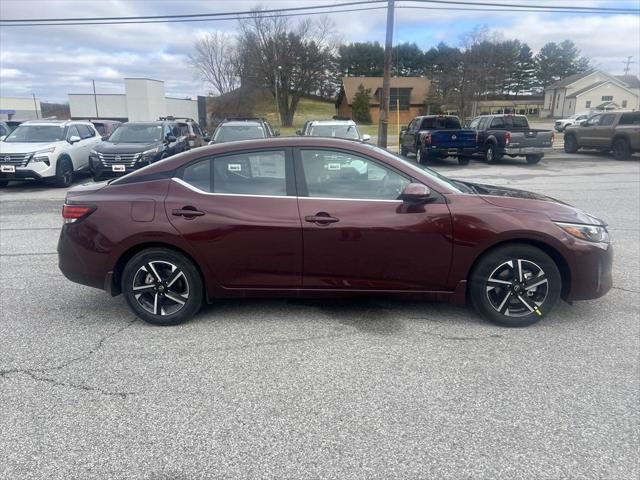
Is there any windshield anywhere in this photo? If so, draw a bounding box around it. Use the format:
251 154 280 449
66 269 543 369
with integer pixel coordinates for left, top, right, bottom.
361 144 463 193
4 125 65 143
214 125 265 142
109 124 163 143
309 124 360 139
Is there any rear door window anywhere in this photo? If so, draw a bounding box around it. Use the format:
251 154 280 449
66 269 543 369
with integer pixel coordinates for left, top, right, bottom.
619 112 640 125
468 117 481 129
182 150 287 196
490 117 504 128
599 114 615 126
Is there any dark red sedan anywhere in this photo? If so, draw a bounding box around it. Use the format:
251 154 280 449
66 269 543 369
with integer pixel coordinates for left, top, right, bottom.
58 137 612 327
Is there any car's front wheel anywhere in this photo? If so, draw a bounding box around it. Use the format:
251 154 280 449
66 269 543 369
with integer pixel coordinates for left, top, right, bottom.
122 248 204 326
564 134 578 154
54 157 73 188
469 244 561 327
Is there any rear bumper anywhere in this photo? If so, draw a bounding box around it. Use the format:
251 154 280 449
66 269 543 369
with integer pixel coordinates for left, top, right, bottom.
57 223 112 291
503 146 551 156
565 242 613 302
426 146 477 157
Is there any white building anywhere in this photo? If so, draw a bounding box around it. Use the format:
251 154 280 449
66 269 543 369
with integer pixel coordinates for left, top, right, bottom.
0 96 42 120
68 78 202 122
541 70 640 118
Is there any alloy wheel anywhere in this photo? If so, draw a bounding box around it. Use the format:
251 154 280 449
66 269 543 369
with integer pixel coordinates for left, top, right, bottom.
132 260 190 316
485 259 548 317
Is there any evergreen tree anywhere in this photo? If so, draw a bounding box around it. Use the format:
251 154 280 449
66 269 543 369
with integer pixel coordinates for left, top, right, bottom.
351 84 372 124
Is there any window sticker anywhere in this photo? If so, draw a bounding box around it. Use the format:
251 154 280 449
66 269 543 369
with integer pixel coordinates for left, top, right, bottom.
327 163 341 171
228 164 242 172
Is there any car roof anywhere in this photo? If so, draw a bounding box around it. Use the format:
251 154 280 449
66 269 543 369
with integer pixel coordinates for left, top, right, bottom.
20 119 93 126
309 120 357 126
218 121 264 127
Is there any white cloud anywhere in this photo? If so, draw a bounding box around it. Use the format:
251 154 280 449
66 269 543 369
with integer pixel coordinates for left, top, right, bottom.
0 0 638 101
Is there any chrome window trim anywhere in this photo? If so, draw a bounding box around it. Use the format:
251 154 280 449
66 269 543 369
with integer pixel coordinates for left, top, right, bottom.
172 177 401 203
172 177 292 199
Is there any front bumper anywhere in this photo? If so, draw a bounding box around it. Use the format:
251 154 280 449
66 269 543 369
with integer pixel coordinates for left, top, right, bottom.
91 157 151 178
566 241 613 301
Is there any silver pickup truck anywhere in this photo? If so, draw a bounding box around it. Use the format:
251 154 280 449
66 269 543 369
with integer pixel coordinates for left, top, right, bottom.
468 114 555 164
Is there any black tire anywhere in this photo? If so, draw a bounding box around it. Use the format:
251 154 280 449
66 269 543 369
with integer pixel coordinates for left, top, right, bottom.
0 180 9 188
485 143 500 163
612 138 631 160
400 145 408 157
122 248 204 326
416 146 427 164
458 156 470 166
54 157 73 188
526 154 542 165
564 134 578 154
469 243 561 327
93 171 102 182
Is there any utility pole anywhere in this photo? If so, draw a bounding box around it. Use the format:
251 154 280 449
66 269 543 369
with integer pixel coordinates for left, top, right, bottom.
623 56 635 75
32 93 39 119
92 80 100 118
377 0 394 148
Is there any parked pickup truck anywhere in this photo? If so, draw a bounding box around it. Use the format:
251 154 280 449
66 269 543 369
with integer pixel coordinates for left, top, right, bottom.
468 114 554 164
563 111 640 160
400 115 477 165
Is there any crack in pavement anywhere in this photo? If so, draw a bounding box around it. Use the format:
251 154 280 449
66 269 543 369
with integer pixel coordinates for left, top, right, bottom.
612 286 640 294
0 318 138 398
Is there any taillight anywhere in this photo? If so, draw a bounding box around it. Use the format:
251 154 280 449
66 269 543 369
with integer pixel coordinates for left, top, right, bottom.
423 133 432 145
551 131 555 145
504 131 511 146
62 204 95 224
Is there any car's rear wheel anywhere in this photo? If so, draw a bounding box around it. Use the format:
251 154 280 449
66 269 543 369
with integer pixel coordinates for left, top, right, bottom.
612 138 631 160
469 244 561 327
0 180 9 188
416 147 427 164
122 248 203 326
564 134 578 154
54 157 73 188
485 144 500 163
400 145 408 157
526 154 542 164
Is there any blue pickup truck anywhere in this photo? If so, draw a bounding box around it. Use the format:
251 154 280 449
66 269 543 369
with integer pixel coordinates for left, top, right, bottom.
399 115 477 165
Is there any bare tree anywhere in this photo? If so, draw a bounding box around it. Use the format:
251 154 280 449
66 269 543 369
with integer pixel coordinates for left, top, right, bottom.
189 32 240 95
237 11 337 126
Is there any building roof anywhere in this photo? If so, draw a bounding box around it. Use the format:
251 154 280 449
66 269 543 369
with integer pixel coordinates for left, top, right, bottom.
616 75 640 88
566 80 609 99
339 76 430 106
546 70 596 89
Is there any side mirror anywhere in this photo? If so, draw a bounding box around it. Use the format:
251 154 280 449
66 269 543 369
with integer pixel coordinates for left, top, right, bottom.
361 134 371 142
203 136 211 142
400 182 431 204
165 135 177 143
275 130 281 137
296 129 302 136
0 135 6 142
68 135 81 144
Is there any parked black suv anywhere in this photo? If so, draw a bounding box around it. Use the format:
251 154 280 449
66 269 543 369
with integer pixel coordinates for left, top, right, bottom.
209 117 277 144
90 121 187 181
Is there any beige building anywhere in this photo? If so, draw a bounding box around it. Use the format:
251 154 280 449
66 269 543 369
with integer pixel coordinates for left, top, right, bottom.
0 96 42 120
68 78 201 122
335 77 431 124
541 70 640 118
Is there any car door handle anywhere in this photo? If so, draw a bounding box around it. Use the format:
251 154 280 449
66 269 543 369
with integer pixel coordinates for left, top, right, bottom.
172 207 205 218
305 213 339 225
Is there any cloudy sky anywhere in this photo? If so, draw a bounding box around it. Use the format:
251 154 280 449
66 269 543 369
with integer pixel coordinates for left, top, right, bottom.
1 0 638 102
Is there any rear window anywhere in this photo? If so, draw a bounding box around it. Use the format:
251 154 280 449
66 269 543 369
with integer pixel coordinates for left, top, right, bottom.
420 117 461 129
619 112 640 125
491 116 529 129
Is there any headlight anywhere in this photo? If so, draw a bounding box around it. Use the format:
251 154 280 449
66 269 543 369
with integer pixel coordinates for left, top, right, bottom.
90 149 98 156
31 147 55 164
141 147 159 158
555 222 610 243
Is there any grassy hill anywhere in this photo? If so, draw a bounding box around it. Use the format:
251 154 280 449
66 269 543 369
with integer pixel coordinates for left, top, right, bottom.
252 95 337 135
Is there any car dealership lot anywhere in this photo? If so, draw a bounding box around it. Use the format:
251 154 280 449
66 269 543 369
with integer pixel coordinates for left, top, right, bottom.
1 151 638 479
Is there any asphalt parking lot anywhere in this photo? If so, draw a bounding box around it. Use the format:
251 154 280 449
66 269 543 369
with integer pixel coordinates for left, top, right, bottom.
1 150 638 479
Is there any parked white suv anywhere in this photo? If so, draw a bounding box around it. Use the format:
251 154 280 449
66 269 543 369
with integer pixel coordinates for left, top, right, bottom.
0 120 101 187
554 113 591 132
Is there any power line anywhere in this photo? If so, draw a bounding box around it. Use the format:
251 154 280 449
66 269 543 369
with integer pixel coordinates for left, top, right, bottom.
1 0 637 26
